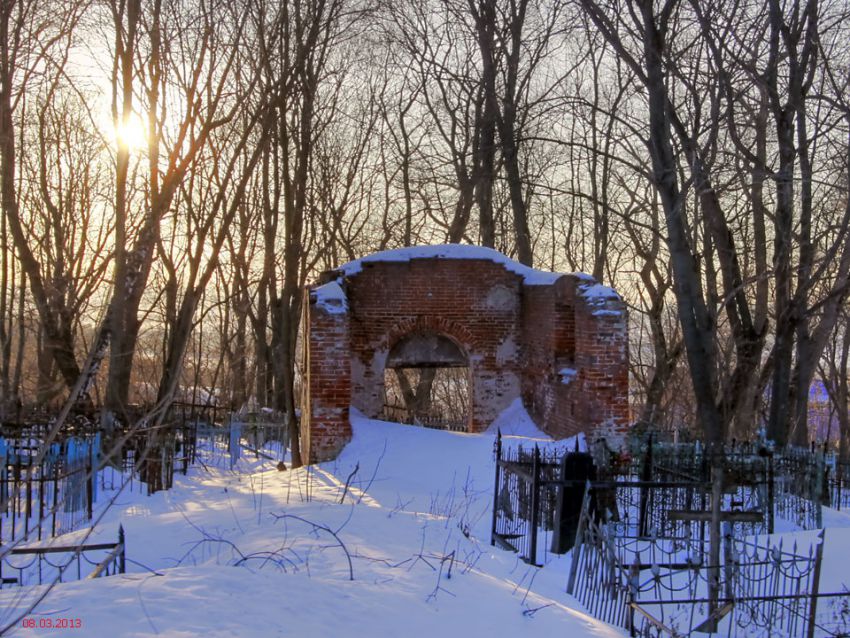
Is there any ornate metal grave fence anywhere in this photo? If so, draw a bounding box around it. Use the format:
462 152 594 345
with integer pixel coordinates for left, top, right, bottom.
625 437 832 532
641 441 773 536
187 414 288 470
566 492 845 637
0 435 100 544
490 435 770 566
490 436 563 565
227 413 289 468
380 403 468 432
0 418 195 543
1 406 290 546
0 526 125 588
491 433 850 635
826 458 850 512
0 405 292 561
0 422 190 546
773 446 827 529
489 430 844 573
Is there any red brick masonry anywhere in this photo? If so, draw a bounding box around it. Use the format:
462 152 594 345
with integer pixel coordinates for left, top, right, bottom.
301 245 628 463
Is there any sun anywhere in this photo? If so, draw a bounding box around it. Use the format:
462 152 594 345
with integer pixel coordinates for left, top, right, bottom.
110 113 148 152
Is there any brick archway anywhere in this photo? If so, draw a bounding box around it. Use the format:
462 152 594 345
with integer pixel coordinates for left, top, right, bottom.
351 315 483 431
383 315 477 358
375 324 476 432
379 317 475 432
301 246 629 463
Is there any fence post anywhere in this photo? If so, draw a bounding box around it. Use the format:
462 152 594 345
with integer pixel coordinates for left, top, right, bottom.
490 430 502 547
566 485 591 595
639 433 652 536
706 455 724 633
182 425 189 475
38 469 44 541
628 558 640 637
118 524 126 574
51 463 58 537
722 521 734 601
551 453 569 554
807 529 825 638
813 449 824 529
86 456 93 522
11 457 19 539
768 452 775 534
24 458 31 537
528 445 540 566
191 420 197 465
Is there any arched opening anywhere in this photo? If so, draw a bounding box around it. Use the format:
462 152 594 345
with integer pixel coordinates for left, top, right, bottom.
381 332 471 432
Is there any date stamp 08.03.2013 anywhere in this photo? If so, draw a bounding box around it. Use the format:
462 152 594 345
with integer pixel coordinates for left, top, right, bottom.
20 618 83 630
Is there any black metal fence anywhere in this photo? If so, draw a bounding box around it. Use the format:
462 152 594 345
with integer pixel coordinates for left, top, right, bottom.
1 406 288 546
632 438 834 532
565 493 841 637
490 436 577 565
642 440 773 537
380 403 468 432
827 459 850 511
1 526 125 588
491 433 850 636
490 436 844 566
490 434 772 566
1 437 99 543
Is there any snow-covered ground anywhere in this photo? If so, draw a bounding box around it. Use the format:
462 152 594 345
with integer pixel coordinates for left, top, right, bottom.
3 406 848 637
0 408 619 638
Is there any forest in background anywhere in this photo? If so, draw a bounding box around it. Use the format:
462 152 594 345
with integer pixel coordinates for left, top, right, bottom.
0 0 849 465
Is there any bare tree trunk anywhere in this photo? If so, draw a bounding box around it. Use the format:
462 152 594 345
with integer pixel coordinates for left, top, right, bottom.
104 0 140 412
394 368 437 417
448 177 475 243
0 2 82 393
471 0 498 248
230 279 250 409
821 316 850 461
104 0 247 417
494 0 533 266
0 179 10 413
629 0 724 444
474 86 497 248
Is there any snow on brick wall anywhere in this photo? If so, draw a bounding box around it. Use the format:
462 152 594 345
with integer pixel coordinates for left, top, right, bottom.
302 247 629 463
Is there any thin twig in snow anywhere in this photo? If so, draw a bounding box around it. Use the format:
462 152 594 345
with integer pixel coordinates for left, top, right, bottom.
339 462 360 504
271 512 354 580
357 440 386 504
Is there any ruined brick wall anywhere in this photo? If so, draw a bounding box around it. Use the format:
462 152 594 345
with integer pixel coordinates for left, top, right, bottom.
520 282 560 433
346 259 524 433
573 279 630 442
521 275 629 443
302 247 629 463
301 287 352 464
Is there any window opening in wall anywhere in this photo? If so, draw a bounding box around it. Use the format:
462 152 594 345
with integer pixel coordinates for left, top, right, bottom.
382 367 470 432
380 332 470 432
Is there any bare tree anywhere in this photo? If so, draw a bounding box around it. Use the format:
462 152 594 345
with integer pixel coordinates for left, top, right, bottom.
252 0 352 467
697 0 850 447
0 1 91 402
104 0 250 419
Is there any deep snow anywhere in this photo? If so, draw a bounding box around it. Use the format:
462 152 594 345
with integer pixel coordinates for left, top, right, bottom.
0 409 618 637
3 406 848 637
